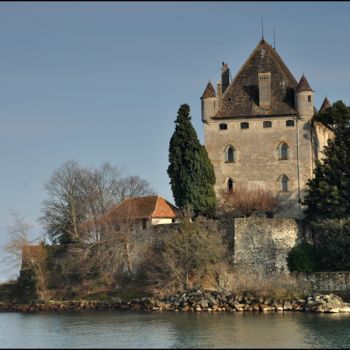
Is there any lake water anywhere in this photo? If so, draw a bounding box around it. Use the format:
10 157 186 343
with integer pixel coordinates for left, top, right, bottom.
1 311 350 348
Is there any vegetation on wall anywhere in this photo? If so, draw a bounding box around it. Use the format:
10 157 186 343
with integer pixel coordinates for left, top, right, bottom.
287 242 317 273
167 104 217 217
219 184 278 218
143 213 227 293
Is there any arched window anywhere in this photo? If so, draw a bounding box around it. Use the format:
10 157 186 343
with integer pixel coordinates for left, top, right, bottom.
281 175 289 192
240 122 249 129
219 123 227 130
279 143 289 160
227 178 234 193
225 146 235 163
286 120 295 127
263 121 272 128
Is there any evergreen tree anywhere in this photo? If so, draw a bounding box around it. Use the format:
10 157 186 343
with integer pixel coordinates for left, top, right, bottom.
303 101 350 222
303 100 350 271
167 104 216 217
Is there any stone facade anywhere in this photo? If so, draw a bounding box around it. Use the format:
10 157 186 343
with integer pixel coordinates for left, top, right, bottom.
201 39 333 218
233 218 301 275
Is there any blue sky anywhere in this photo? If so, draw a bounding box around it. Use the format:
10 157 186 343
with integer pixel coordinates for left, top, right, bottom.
1 2 350 281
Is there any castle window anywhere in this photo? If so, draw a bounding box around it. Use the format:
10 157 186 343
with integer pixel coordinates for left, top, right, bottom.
240 122 249 129
219 123 227 130
286 120 295 127
279 143 289 160
263 121 272 128
308 95 312 102
225 146 235 163
281 175 289 192
227 178 234 193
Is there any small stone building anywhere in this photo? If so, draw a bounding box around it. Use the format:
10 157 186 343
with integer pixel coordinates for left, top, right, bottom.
201 39 334 218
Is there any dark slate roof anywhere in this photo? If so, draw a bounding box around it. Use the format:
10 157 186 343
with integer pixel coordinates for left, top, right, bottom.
216 39 298 118
296 74 314 92
320 97 331 112
201 81 216 99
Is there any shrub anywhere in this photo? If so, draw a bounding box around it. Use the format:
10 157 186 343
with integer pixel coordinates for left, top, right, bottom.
225 271 311 300
310 219 350 271
287 242 317 273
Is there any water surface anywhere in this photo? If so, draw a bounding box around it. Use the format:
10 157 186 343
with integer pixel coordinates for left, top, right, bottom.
1 311 350 348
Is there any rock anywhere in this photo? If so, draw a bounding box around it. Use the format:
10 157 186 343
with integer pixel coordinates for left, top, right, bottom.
232 301 244 311
261 304 275 311
339 305 350 313
200 300 209 309
194 305 202 312
252 304 260 312
181 305 190 312
283 301 292 311
326 307 340 313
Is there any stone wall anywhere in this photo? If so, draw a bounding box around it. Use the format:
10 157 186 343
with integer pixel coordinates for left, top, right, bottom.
296 272 350 293
233 218 301 275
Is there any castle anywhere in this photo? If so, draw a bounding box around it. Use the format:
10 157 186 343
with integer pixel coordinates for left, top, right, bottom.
201 39 333 218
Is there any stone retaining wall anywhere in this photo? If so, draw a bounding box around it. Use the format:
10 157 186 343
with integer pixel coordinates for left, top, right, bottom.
296 272 350 293
233 218 301 275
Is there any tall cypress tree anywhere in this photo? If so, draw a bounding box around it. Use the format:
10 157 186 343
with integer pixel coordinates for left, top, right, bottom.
167 104 216 217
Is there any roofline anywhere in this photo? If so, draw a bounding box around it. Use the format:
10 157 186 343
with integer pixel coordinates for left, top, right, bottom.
211 113 297 120
150 195 160 218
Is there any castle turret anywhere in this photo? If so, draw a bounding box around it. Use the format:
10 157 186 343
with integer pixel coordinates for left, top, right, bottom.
320 97 331 112
200 81 218 122
295 74 314 119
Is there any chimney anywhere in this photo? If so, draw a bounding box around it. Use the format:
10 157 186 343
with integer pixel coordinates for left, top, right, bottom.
221 62 230 94
258 72 271 108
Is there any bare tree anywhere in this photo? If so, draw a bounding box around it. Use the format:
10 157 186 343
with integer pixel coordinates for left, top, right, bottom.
219 184 278 218
5 213 49 302
77 214 152 284
40 161 155 244
144 215 227 293
113 175 155 203
40 160 86 244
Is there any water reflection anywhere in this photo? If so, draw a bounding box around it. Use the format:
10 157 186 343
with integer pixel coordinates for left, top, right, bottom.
0 311 350 348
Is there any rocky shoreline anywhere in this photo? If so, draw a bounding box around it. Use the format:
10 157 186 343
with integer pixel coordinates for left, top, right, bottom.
1 290 350 313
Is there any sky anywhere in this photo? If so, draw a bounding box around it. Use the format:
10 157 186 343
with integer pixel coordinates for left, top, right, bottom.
1 1 350 282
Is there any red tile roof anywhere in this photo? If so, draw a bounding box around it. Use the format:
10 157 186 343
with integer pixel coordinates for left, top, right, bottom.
103 196 177 221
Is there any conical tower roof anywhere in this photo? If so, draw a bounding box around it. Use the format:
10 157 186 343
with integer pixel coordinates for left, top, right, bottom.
320 97 331 112
201 81 216 99
296 74 314 92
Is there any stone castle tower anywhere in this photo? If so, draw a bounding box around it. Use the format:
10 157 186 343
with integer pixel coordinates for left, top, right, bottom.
201 39 333 218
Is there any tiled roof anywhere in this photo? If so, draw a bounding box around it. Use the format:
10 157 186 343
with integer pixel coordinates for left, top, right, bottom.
296 74 313 92
216 39 298 118
201 81 216 99
103 196 177 221
320 97 331 112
